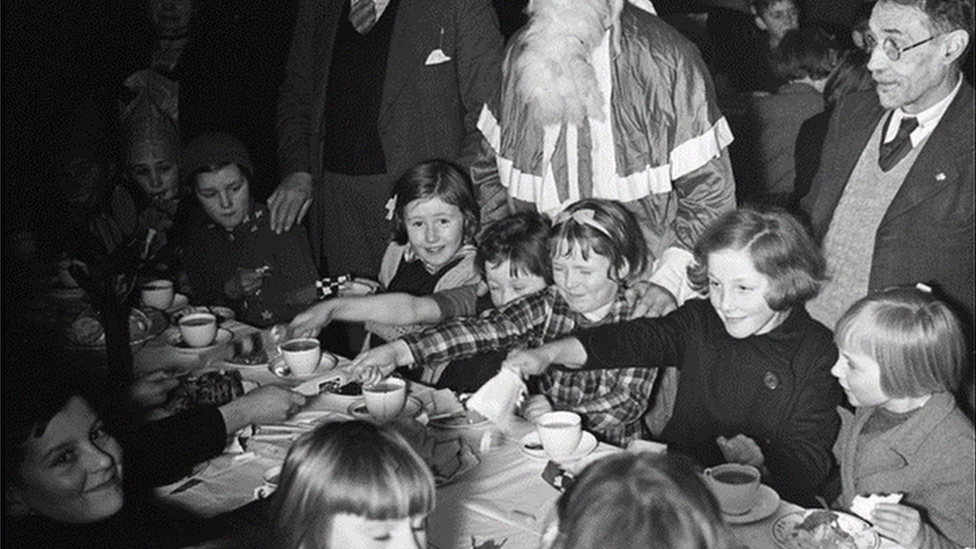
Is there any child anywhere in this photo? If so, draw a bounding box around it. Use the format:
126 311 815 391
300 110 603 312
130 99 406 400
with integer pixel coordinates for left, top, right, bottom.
314 159 482 348
831 287 974 549
352 198 656 446
502 207 842 505
290 211 551 390
271 421 434 549
542 453 730 549
181 132 319 327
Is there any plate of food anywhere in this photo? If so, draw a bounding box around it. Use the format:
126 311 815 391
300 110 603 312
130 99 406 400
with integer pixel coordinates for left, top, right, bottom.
772 510 879 549
65 308 166 350
163 369 247 415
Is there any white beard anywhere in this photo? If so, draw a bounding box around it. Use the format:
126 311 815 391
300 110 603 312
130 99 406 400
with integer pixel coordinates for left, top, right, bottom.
513 0 624 126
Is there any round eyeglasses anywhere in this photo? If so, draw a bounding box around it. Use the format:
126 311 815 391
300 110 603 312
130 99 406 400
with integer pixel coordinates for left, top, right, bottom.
862 33 939 61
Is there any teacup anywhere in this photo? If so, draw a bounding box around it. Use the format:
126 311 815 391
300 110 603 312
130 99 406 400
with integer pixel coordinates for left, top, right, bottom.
363 377 408 422
178 313 218 348
536 411 583 458
141 279 175 310
280 338 322 376
702 463 762 515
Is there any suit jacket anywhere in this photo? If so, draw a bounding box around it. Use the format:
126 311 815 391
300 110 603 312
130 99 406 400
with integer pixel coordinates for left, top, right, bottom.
801 84 975 323
277 0 503 181
834 393 975 549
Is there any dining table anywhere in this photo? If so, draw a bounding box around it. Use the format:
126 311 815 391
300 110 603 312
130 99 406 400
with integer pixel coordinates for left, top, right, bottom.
133 318 905 549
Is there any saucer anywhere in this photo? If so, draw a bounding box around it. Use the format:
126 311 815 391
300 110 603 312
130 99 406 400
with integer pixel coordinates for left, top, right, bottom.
167 328 233 352
347 396 424 423
269 352 339 381
724 484 781 524
519 431 597 462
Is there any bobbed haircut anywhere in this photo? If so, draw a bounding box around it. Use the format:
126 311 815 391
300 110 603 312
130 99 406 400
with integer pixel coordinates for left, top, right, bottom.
550 199 648 287
771 27 841 81
688 208 827 311
390 159 479 246
550 453 730 549
271 421 435 549
476 211 553 284
834 286 967 397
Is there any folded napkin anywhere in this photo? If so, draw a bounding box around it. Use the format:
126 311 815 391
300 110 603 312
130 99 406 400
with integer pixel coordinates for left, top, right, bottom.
465 367 526 432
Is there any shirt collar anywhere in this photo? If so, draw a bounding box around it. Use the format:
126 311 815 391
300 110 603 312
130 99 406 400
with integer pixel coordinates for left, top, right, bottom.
888 75 963 147
355 0 391 20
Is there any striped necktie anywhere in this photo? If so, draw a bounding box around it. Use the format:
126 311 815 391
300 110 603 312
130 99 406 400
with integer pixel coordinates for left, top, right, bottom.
349 0 377 34
879 114 919 172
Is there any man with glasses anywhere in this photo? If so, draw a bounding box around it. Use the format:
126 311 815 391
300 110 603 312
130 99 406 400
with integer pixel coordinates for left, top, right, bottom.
801 0 973 331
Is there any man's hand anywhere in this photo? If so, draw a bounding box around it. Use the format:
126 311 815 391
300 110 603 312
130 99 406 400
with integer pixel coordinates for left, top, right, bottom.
716 434 765 469
219 386 307 434
268 172 313 234
872 503 924 549
631 282 678 318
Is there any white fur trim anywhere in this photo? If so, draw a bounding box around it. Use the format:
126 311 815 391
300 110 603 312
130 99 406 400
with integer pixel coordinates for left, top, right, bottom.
648 247 698 305
670 117 734 179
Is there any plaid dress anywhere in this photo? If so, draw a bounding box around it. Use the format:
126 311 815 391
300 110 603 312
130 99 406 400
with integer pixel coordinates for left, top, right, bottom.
401 286 655 445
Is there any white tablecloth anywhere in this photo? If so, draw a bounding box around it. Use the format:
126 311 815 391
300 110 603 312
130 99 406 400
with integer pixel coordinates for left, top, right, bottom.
137 324 901 549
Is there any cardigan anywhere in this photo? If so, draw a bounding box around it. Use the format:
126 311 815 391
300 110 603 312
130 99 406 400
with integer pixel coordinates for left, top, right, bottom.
834 393 975 549
575 299 843 505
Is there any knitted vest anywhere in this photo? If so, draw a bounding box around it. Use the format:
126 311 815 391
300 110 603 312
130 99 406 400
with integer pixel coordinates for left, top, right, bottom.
806 114 928 328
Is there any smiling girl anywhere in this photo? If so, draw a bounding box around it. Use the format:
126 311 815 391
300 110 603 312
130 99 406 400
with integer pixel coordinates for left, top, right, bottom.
503 207 843 505
351 198 656 446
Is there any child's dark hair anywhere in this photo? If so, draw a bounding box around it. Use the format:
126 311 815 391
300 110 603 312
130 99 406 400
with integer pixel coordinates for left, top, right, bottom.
688 207 827 311
549 453 730 549
389 160 479 246
771 26 840 81
835 286 967 397
3 346 103 497
550 199 648 287
476 211 553 284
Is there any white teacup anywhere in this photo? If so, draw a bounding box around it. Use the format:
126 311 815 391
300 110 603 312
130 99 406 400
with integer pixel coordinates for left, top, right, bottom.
279 338 322 376
141 279 175 310
363 377 408 422
702 463 762 515
178 313 218 347
536 411 583 458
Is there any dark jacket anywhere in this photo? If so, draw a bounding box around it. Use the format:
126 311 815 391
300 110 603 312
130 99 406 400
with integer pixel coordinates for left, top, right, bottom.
575 299 844 505
800 84 975 325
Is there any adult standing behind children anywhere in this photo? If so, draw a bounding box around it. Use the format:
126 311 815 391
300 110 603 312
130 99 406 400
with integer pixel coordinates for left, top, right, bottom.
472 0 736 316
801 0 974 330
270 0 504 280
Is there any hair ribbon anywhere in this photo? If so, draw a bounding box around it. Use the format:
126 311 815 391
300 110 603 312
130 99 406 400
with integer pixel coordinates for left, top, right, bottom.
915 282 932 293
554 208 612 238
385 195 397 221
